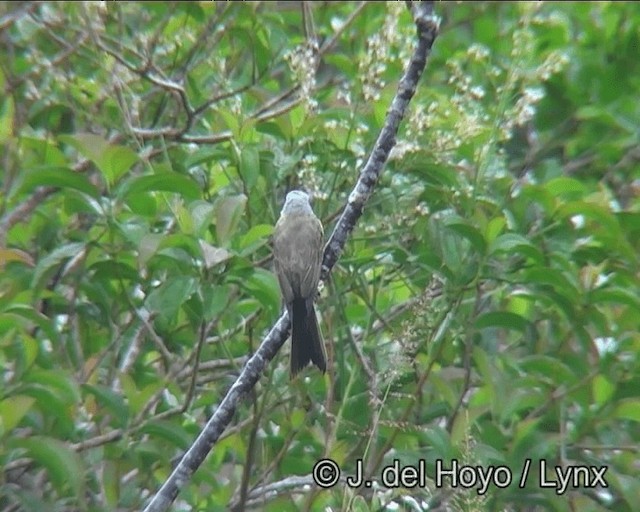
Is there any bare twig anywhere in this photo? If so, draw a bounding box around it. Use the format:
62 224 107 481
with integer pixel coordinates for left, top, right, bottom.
0 187 56 248
130 2 368 145
0 2 39 31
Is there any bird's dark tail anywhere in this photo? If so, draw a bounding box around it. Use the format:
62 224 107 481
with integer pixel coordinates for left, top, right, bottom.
290 297 326 377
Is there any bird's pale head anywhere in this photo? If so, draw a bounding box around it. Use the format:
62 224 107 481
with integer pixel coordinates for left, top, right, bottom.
281 190 314 216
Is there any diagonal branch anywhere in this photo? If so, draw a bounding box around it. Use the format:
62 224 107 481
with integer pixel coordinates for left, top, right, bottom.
321 2 439 277
142 3 439 511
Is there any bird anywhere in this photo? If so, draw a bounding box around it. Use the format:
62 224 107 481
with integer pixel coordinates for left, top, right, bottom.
272 190 326 377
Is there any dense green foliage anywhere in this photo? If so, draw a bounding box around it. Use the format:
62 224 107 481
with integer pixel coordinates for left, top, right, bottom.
1 2 639 511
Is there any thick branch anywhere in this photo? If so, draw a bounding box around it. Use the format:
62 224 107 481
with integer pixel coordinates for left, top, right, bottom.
322 2 439 278
142 3 438 511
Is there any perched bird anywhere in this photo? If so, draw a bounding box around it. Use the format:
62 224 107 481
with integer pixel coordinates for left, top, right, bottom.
272 190 326 377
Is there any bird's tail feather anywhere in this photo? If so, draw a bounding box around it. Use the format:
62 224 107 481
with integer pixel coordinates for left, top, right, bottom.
290 298 326 377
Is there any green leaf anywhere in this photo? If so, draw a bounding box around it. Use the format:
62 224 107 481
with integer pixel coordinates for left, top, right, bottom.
414 161 461 188
215 194 247 246
184 147 226 170
420 427 452 459
138 234 163 266
82 384 129 428
589 288 640 311
60 133 138 185
490 233 544 264
519 184 555 215
243 268 280 315
32 242 86 290
255 120 289 139
4 334 39 375
16 384 74 436
592 374 615 406
202 284 230 322
521 267 579 303
0 92 15 144
543 177 587 200
511 418 544 459
146 277 196 319
485 217 506 244
126 189 158 216
89 260 140 282
121 378 164 416
16 436 84 496
122 173 201 200
99 145 134 180
239 224 273 256
325 54 357 75
18 166 100 198
24 369 82 404
190 200 216 236
475 311 529 333
218 108 241 138
500 386 546 422
556 200 621 237
62 189 103 216
444 221 487 254
1 305 59 344
519 356 577 386
472 349 496 393
575 105 617 123
174 199 194 234
0 395 35 436
239 145 260 190
139 420 191 450
18 136 68 169
615 399 640 422
158 233 202 260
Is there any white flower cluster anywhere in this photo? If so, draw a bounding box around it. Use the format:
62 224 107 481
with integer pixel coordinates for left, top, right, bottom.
394 6 570 170
284 40 319 115
359 2 413 102
499 22 569 137
297 153 328 200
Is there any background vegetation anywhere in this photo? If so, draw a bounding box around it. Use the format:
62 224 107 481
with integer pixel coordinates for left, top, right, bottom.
1 2 639 511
